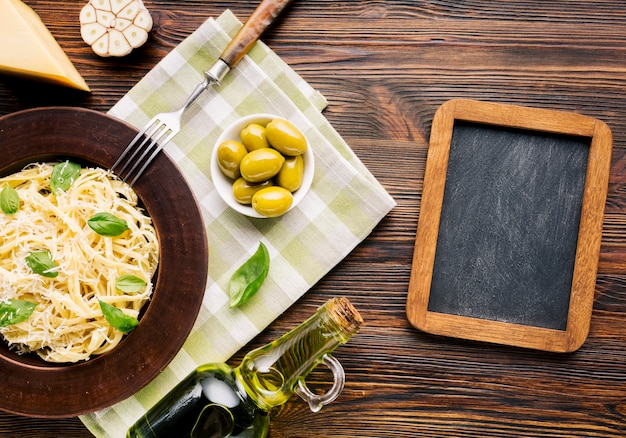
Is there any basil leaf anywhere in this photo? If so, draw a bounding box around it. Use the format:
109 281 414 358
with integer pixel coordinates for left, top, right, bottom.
25 250 58 278
51 161 81 194
99 300 139 333
229 242 270 308
0 185 19 215
116 275 147 293
88 212 129 237
0 299 37 327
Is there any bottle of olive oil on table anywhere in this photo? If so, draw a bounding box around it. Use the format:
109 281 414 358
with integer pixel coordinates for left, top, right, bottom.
127 297 363 438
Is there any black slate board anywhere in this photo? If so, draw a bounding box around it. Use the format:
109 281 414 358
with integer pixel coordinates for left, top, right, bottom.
427 122 590 330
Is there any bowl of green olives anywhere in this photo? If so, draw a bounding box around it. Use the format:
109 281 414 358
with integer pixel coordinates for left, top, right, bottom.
211 113 314 218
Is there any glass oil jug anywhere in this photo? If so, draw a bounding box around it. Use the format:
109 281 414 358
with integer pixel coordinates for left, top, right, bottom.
127 297 363 437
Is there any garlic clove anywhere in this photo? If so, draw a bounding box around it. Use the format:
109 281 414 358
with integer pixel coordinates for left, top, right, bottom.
81 22 107 45
108 30 132 57
123 24 149 48
114 17 132 32
79 4 97 24
110 0 133 15
118 2 140 22
95 10 114 27
133 9 152 31
91 33 110 57
91 0 112 12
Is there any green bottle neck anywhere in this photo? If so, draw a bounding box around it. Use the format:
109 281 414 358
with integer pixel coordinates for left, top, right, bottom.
234 298 362 411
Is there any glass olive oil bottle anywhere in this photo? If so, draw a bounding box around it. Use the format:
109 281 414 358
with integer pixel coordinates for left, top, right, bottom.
127 297 363 438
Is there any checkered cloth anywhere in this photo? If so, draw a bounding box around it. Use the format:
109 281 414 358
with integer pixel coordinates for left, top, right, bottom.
80 10 395 437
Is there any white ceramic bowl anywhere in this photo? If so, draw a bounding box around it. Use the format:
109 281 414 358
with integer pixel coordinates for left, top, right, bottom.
211 113 314 218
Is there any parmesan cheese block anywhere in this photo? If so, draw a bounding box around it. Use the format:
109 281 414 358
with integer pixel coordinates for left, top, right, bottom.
0 0 90 91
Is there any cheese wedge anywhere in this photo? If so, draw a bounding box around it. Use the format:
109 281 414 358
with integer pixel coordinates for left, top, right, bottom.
0 0 90 91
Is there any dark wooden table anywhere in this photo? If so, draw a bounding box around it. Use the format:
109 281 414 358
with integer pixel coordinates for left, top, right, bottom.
2 1 626 436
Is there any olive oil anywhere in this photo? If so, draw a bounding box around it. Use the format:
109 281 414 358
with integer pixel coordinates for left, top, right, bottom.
127 297 363 438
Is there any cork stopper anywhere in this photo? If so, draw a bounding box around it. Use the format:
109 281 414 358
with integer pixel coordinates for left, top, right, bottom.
325 297 363 337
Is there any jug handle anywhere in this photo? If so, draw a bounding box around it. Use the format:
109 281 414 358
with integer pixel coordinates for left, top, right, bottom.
295 354 345 413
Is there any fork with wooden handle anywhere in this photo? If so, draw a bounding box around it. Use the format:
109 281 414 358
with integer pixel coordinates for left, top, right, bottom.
112 0 295 186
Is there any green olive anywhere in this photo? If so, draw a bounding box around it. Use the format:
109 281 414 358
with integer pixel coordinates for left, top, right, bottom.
217 140 247 179
252 186 293 217
240 123 270 151
232 178 273 204
265 118 307 156
276 155 304 192
240 148 285 183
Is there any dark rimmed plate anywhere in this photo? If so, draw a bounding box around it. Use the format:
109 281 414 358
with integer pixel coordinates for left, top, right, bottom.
0 107 209 417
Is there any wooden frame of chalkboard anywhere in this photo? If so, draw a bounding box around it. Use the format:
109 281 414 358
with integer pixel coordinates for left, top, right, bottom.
407 99 612 352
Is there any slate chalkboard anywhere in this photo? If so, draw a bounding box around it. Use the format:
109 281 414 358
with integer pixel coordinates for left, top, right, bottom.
428 122 589 331
407 99 612 352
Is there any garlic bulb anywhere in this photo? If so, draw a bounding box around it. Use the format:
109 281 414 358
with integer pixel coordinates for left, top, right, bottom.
80 0 153 57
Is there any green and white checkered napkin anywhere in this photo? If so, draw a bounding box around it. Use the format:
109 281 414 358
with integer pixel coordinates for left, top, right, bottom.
80 10 395 437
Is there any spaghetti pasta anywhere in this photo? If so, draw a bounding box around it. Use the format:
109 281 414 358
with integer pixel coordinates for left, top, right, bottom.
0 163 159 363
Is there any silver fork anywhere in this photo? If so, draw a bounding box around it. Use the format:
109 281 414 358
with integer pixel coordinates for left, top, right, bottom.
112 0 295 186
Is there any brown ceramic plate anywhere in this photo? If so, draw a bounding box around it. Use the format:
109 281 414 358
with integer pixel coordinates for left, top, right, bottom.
0 107 208 417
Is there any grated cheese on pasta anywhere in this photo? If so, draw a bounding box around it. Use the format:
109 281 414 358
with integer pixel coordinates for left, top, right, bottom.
0 163 159 363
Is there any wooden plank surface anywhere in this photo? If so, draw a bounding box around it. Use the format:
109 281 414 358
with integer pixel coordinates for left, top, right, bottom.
1 0 626 436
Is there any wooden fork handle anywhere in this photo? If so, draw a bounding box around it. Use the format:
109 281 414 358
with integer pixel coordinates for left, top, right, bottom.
219 0 294 68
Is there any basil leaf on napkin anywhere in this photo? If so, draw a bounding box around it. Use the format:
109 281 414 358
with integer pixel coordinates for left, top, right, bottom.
0 185 19 215
26 250 58 278
88 212 129 237
51 161 81 194
99 300 139 332
0 299 37 327
229 242 270 308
